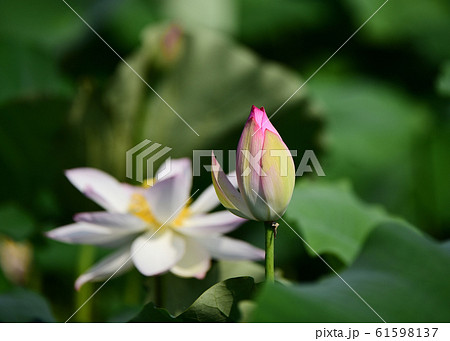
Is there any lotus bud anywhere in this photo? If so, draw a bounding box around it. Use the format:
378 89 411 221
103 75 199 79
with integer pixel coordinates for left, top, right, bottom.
212 105 295 221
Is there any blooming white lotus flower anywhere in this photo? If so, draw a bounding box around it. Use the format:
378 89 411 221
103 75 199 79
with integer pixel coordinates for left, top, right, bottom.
46 158 264 290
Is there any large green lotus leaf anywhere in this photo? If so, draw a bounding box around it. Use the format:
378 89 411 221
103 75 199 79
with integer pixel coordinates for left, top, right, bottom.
250 222 450 322
156 260 264 316
285 179 413 265
309 76 429 222
0 289 55 322
105 23 320 176
131 276 255 322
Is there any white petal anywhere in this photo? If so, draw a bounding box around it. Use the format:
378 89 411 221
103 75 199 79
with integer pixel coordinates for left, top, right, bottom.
121 183 143 195
46 222 136 247
74 212 147 232
156 158 192 183
170 237 211 279
157 158 192 207
131 230 185 276
144 173 191 224
199 236 265 261
189 171 238 215
179 211 246 236
65 168 130 213
156 158 192 205
75 246 133 290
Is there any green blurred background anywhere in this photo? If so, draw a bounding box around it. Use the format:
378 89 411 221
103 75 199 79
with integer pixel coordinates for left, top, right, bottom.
0 0 449 322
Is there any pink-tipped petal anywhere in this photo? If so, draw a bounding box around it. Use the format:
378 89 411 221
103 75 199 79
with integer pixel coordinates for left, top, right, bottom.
74 212 147 232
248 105 278 135
65 168 130 213
236 109 267 219
46 221 136 247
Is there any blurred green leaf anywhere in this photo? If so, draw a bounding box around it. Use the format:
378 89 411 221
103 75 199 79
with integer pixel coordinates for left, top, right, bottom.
0 39 71 104
310 76 429 222
250 222 450 322
131 277 255 322
285 180 413 264
0 289 55 322
239 0 326 41
163 0 237 34
106 0 161 50
0 203 35 241
344 0 450 62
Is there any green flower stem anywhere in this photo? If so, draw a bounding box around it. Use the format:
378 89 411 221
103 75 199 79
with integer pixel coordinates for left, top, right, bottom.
264 221 276 283
76 245 95 322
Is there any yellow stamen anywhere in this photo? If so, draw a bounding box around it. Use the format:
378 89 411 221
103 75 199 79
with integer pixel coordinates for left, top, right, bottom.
128 193 159 227
172 207 191 227
128 190 192 230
